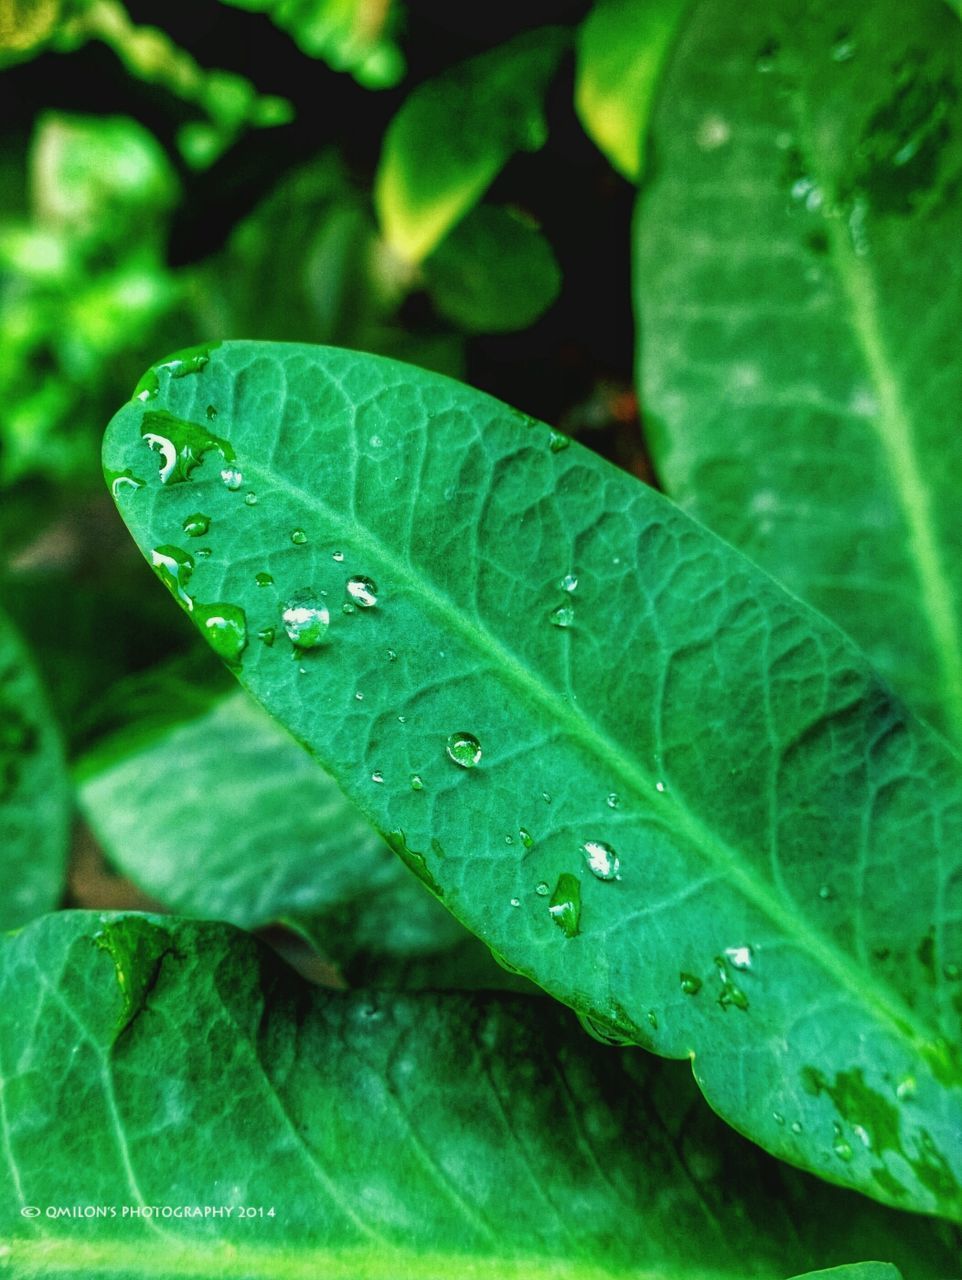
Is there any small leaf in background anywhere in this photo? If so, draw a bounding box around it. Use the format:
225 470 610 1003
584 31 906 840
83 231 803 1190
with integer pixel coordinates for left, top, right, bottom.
374 27 570 264
104 342 962 1221
219 0 405 88
788 1266 903 1280
0 606 69 929
575 0 689 181
422 204 562 334
633 0 962 747
0 912 956 1278
78 689 485 977
0 0 86 66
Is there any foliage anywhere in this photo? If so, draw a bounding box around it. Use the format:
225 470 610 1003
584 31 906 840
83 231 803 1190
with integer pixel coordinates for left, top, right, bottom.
1 0 960 1276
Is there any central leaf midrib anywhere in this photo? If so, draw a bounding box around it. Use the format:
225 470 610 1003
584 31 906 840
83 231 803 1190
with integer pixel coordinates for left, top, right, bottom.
242 455 942 1062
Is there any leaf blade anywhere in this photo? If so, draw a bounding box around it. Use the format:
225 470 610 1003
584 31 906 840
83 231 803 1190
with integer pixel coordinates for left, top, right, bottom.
103 341 962 1219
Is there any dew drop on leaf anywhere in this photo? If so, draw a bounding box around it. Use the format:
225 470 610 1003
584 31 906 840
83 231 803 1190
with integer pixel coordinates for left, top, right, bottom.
680 973 702 996
582 839 620 881
446 731 482 769
410 774 424 791
549 604 575 628
371 770 384 784
150 545 194 610
548 430 570 453
606 792 621 809
833 1124 854 1162
535 882 550 897
548 873 581 937
346 575 378 608
559 573 578 593
519 828 534 849
206 404 217 420
257 627 275 646
221 467 244 491
195 602 247 665
182 513 210 538
332 551 344 562
108 469 144 498
724 945 754 971
244 492 257 506
291 529 308 545
255 572 273 587
282 592 330 649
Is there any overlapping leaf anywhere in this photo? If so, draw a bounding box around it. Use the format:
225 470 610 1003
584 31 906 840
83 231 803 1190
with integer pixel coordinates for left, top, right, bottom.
633 0 962 746
0 912 953 1278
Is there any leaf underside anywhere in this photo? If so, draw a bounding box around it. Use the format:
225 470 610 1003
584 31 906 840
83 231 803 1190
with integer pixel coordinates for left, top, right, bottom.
103 341 962 1221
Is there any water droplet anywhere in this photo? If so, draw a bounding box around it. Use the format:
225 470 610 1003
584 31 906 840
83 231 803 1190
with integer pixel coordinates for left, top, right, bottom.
535 882 550 897
559 573 578 593
141 410 235 486
548 430 570 453
206 404 217 421
150 545 194 610
605 792 621 809
755 37 779 73
446 731 481 769
244 492 257 506
773 1112 785 1126
291 529 308 545
182 513 210 538
655 780 667 793
541 790 552 804
369 434 383 449
371 770 384 784
343 602 356 614
107 468 144 498
790 1121 803 1135
195 602 247 665
818 883 834 900
548 873 581 937
504 834 514 845
896 1075 917 1101
354 691 364 701
833 1123 854 1162
646 1010 658 1030
510 897 521 908
549 604 575 628
397 714 407 724
257 626 275 646
134 369 159 402
346 575 378 608
831 30 856 62
680 973 702 996
332 551 344 562
944 962 961 981
724 945 753 971
519 828 534 849
255 571 273 587
715 956 750 1011
386 648 397 662
221 467 244 492
156 344 215 381
410 774 424 791
282 592 330 649
582 840 620 881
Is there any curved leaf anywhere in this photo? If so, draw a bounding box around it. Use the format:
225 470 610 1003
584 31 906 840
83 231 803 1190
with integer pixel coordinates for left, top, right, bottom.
374 28 569 264
0 604 70 929
574 0 688 181
0 912 956 1278
423 204 562 334
632 0 962 746
103 342 962 1220
788 1267 902 1280
77 688 482 974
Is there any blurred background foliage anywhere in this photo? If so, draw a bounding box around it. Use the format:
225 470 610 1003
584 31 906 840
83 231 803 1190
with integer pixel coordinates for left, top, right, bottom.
0 0 649 964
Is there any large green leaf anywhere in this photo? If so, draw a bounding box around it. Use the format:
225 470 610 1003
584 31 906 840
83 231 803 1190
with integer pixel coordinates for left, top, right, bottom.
0 605 69 929
374 28 569 264
0 911 956 1278
574 0 688 181
789 1268 902 1280
632 0 962 746
77 688 482 974
103 342 962 1220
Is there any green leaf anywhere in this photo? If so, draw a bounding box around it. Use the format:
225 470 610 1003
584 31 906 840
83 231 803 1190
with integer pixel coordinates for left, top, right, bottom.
788 1268 902 1280
1 911 958 1278
632 0 962 747
0 605 69 929
77 688 477 972
423 204 562 334
103 341 962 1221
374 28 569 264
574 0 689 181
218 0 405 88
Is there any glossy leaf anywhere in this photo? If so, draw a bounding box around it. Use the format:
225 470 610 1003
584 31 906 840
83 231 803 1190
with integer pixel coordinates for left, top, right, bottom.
77 688 478 972
0 911 955 1278
103 342 962 1221
789 1267 902 1280
423 204 562 334
374 28 569 264
633 0 962 746
574 0 688 180
0 605 69 928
